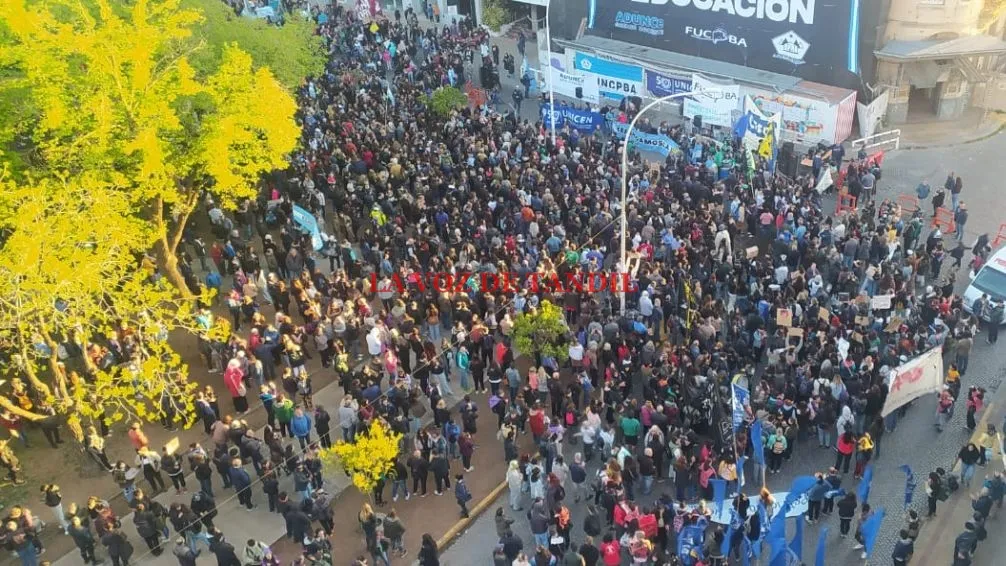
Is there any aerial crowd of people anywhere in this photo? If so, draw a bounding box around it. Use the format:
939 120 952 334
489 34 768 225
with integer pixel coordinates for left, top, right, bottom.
3 1 1006 566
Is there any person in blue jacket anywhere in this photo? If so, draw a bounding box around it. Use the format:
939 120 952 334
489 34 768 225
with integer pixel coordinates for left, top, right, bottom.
228 458 254 510
454 474 472 519
290 408 313 450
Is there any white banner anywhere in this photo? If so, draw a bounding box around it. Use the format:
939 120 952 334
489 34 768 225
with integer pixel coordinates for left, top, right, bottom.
881 348 944 417
542 54 599 105
856 90 889 139
813 167 833 194
683 74 740 128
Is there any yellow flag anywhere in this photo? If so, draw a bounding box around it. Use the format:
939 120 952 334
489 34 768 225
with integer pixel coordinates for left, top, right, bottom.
758 122 775 159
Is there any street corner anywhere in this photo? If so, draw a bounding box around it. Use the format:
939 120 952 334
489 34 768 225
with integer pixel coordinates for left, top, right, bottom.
437 479 508 550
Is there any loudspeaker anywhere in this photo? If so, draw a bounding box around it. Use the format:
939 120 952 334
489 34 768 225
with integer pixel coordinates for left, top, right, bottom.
778 142 797 177
575 86 583 99
693 115 703 128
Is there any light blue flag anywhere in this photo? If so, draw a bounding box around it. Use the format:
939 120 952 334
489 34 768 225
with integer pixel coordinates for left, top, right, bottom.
768 536 788 566
712 478 727 514
862 508 886 558
751 419 765 466
815 527 829 566
790 510 804 561
721 509 737 557
857 464 874 505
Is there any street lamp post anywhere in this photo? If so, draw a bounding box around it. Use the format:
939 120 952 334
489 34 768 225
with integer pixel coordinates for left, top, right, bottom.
544 0 556 145
619 90 718 316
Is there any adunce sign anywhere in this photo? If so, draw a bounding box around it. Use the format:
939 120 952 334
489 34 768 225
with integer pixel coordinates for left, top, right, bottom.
586 0 862 84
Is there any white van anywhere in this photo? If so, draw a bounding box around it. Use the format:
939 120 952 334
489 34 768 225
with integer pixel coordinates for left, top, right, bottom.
963 246 1006 322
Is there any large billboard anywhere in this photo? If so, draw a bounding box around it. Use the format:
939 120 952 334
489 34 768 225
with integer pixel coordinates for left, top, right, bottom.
585 0 861 84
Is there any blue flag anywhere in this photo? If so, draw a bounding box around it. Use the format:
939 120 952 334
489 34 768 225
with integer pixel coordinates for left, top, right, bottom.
733 113 750 140
815 527 828 566
862 508 886 558
768 536 788 566
790 511 804 561
857 464 874 505
721 520 735 557
900 464 917 510
752 502 768 558
712 478 727 514
751 419 765 466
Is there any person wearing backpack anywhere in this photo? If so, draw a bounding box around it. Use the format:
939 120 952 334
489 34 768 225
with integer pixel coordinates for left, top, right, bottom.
444 420 461 460
767 431 786 474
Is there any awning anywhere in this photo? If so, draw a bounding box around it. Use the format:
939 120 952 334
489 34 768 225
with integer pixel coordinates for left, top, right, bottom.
556 35 803 92
875 35 1006 62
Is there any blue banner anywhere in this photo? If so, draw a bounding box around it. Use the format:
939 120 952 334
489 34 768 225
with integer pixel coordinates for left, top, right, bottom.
712 478 727 514
900 465 916 510
862 508 886 558
732 384 749 431
677 520 707 565
857 464 874 505
291 204 324 251
646 71 692 98
815 527 828 566
540 104 605 132
609 122 680 156
751 418 765 466
789 512 804 561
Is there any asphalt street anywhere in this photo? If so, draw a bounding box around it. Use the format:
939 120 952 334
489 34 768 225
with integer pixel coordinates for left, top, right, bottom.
437 132 1006 565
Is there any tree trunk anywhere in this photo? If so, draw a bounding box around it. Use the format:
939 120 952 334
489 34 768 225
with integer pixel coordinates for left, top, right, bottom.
159 245 194 300
0 395 46 421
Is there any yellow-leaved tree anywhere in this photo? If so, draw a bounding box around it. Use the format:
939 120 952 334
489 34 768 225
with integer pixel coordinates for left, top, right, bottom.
0 0 300 297
320 420 403 496
0 169 200 439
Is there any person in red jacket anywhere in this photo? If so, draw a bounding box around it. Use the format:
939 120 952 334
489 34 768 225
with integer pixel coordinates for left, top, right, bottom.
835 431 855 474
529 403 546 442
599 533 621 566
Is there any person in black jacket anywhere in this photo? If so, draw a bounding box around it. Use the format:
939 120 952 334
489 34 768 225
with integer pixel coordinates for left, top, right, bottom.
190 492 217 531
68 516 99 565
207 529 241 566
431 450 451 495
133 503 163 555
583 504 602 538
100 526 134 566
580 536 600 566
837 493 858 538
314 405 332 449
261 463 280 512
408 449 429 496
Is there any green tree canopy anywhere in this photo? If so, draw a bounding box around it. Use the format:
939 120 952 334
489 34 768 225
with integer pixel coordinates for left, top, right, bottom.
513 300 571 363
181 0 325 90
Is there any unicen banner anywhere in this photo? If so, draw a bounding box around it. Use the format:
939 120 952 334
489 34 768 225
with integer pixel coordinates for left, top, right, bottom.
585 0 861 84
609 122 681 156
573 52 644 100
540 104 606 132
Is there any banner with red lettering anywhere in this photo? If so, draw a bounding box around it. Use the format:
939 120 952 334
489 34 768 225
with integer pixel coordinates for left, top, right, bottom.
881 347 944 417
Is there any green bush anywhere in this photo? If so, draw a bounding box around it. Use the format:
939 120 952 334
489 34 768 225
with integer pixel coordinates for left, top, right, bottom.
426 86 469 116
482 0 508 32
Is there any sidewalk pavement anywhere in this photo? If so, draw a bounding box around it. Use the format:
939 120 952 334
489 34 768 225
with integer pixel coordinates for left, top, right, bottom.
915 403 1004 566
897 109 1006 150
50 371 464 566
